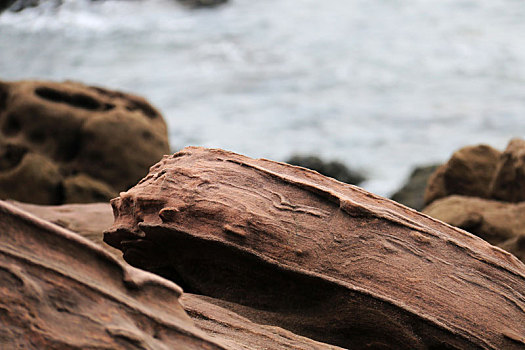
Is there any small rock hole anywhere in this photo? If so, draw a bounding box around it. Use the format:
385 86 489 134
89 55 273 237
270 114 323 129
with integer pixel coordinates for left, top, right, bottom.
2 113 21 136
35 87 101 111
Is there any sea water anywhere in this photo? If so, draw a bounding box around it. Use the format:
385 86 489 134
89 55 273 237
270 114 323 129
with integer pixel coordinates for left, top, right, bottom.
1 0 524 196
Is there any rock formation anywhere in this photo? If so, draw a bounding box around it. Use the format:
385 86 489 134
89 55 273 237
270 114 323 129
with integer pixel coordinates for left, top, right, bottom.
104 147 525 349
286 154 365 185
390 164 439 210
0 80 170 204
0 200 226 349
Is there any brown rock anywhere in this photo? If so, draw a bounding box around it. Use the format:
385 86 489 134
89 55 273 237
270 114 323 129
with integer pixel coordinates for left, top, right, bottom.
390 164 440 210
424 144 501 205
0 200 226 350
0 80 170 204
422 195 525 246
104 147 525 350
499 235 525 263
490 138 525 202
182 294 344 350
9 200 347 349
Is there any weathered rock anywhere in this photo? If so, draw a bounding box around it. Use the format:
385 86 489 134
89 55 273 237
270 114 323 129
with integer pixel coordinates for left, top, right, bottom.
422 195 525 246
182 294 344 350
0 80 170 204
104 147 525 350
9 200 346 349
286 154 365 185
0 200 226 349
424 144 501 205
490 138 525 202
390 164 440 210
499 235 525 264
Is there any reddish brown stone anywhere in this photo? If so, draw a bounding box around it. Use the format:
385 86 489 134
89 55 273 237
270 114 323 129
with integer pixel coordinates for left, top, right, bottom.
490 138 525 202
0 200 225 350
424 144 501 205
0 80 170 204
104 147 525 349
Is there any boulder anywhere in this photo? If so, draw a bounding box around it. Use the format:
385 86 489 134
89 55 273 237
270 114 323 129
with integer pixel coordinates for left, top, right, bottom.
286 154 365 185
490 138 525 202
390 164 439 210
422 195 525 246
104 147 525 350
0 80 170 204
0 200 226 349
177 0 228 8
424 144 501 205
499 235 525 264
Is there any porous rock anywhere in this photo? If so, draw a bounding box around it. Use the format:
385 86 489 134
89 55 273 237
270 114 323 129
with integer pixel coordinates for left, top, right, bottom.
0 80 170 204
424 144 501 205
422 195 525 246
390 164 440 210
104 147 525 349
0 200 226 350
490 138 525 202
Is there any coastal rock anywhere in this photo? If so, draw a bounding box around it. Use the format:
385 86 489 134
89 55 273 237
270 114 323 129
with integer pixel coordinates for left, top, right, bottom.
390 164 440 210
0 80 170 204
104 147 525 349
499 235 525 264
8 200 347 349
422 195 525 246
490 138 525 202
0 200 226 349
286 154 365 185
177 0 228 9
424 144 501 205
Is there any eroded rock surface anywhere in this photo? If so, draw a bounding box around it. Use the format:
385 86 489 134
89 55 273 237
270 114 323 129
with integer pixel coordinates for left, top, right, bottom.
104 147 525 349
0 200 225 349
0 80 170 204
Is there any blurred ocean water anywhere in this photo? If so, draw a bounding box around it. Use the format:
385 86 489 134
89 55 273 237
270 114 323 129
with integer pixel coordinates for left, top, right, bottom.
1 0 524 196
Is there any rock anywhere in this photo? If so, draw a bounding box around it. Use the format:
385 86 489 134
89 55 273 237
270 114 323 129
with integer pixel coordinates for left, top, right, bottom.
490 138 525 202
0 80 170 204
390 164 440 210
422 195 525 246
177 0 228 9
182 294 344 350
424 144 501 205
104 147 525 350
499 235 525 264
286 154 365 185
9 200 347 349
0 200 226 349
0 0 17 12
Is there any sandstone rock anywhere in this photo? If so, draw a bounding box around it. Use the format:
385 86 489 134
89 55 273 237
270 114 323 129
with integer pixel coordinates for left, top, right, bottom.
422 195 525 246
286 154 365 185
390 164 440 210
104 147 525 349
424 144 501 205
182 294 344 350
0 80 170 204
9 200 347 349
490 138 525 202
0 200 226 349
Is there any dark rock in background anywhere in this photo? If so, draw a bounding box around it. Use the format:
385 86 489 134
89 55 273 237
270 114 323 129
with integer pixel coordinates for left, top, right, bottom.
177 0 228 9
286 154 365 185
0 80 170 204
390 164 440 210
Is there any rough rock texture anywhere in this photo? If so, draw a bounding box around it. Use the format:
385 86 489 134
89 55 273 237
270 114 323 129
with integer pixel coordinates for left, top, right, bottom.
182 294 344 350
104 147 525 350
424 144 501 205
0 200 226 349
0 80 170 204
390 164 440 210
490 138 525 202
422 195 525 246
9 200 346 349
286 154 365 185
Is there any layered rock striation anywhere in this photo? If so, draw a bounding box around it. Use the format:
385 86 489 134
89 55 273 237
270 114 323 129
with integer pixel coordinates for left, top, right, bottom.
104 147 525 349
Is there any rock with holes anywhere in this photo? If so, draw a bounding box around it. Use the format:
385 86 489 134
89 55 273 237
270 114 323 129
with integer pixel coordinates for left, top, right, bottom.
424 144 501 205
0 200 226 349
104 147 525 350
0 79 170 204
